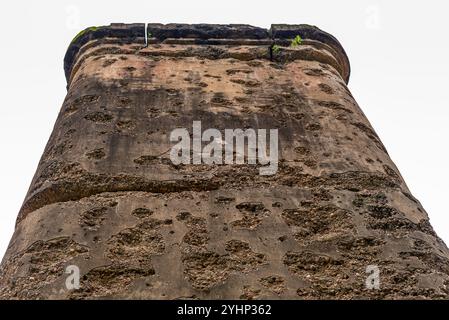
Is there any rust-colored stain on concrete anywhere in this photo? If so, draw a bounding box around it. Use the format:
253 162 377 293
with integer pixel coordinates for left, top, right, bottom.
0 23 448 299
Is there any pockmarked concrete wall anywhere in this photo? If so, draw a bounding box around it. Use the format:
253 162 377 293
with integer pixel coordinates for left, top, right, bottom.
1 23 448 299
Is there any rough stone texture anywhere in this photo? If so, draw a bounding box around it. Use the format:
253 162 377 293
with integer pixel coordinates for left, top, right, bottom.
1 23 448 299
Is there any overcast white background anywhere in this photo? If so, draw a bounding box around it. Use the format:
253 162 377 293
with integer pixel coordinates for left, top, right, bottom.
0 0 448 258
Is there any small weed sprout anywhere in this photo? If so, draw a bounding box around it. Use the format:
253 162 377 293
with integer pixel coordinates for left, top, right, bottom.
290 35 303 47
272 44 281 54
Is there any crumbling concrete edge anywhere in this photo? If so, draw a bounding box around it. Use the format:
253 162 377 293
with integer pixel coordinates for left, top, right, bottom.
64 23 351 85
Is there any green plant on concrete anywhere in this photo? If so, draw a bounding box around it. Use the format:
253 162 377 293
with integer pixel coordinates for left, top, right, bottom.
290 35 303 47
71 26 100 44
272 44 281 54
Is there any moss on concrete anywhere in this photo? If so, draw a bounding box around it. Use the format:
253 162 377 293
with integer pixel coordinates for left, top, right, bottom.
70 26 101 44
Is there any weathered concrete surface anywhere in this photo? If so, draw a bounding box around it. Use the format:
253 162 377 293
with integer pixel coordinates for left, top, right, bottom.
1 23 448 299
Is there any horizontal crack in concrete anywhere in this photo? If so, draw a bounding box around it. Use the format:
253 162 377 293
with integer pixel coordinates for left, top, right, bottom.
17 174 219 225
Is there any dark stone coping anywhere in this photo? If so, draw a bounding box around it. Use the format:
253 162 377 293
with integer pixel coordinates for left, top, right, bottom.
64 23 350 84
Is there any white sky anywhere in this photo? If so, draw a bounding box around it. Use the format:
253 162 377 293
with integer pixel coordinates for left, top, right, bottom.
0 0 448 258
